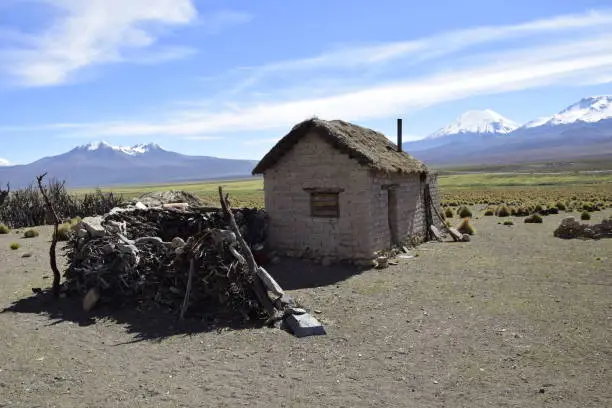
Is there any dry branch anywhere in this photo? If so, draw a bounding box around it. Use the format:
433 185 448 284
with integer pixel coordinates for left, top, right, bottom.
36 173 61 297
218 186 277 317
0 183 9 207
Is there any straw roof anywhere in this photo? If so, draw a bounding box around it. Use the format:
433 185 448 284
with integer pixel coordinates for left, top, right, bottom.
252 118 428 175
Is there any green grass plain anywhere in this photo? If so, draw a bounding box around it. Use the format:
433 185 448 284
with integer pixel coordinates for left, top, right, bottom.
71 170 612 208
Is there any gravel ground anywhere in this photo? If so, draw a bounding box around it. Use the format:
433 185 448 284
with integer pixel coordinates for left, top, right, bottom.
0 210 611 407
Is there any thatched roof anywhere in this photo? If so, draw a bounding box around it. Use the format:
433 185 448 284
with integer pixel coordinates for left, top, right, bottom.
252 118 428 175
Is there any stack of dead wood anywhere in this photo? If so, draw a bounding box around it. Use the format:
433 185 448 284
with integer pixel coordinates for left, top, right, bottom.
60 188 312 331
553 216 612 240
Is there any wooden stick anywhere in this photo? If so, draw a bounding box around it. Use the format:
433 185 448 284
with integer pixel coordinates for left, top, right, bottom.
180 258 195 320
0 183 9 207
218 186 277 317
36 173 61 298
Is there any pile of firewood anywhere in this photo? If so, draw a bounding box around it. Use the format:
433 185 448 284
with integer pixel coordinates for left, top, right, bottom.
60 189 290 324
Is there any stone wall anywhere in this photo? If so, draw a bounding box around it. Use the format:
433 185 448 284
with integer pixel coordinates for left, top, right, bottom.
263 132 374 260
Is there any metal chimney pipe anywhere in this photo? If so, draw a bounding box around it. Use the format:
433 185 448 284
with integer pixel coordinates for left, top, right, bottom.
397 118 403 152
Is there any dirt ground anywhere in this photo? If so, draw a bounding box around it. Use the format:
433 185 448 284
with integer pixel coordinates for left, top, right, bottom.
1 210 611 408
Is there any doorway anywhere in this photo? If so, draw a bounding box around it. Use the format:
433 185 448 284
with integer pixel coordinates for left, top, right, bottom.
387 188 399 246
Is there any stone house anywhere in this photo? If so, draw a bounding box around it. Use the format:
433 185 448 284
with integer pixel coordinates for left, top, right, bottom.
252 118 440 262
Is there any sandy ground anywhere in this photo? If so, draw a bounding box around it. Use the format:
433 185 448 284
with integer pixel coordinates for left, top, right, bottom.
0 210 611 408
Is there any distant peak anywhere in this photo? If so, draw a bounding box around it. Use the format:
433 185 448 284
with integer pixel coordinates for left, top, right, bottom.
76 141 164 155
523 95 612 128
427 109 518 139
81 140 113 150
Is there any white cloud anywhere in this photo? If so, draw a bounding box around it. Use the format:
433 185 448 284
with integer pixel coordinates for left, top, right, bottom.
3 9 612 138
0 158 11 166
46 35 612 138
0 0 199 86
222 9 612 95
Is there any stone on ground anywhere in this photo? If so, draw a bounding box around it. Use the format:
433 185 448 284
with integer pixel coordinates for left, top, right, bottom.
284 313 326 338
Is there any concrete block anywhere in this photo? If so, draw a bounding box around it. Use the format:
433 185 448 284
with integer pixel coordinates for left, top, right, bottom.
284 313 326 338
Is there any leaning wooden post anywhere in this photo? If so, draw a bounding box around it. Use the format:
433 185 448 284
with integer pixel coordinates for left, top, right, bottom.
218 186 277 317
36 173 61 297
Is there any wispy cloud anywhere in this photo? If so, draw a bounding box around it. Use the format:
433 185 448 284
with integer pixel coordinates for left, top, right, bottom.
4 9 612 138
0 158 11 166
0 0 201 86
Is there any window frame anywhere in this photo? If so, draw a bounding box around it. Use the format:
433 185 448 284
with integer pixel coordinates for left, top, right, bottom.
304 188 343 218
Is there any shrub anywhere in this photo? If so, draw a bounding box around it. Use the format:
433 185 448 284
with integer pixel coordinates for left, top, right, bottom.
534 204 544 213
515 207 530 217
524 214 543 224
458 206 472 218
503 220 514 226
496 205 511 217
444 208 454 218
0 180 122 230
10 242 20 250
23 229 40 238
547 207 559 215
54 224 72 241
0 223 9 234
555 201 566 211
581 211 591 221
484 208 495 216
457 218 476 235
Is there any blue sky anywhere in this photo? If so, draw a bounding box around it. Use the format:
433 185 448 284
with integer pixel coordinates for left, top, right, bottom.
1 0 611 166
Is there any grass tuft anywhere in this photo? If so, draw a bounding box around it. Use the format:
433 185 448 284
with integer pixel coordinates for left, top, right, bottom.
524 214 543 224
458 206 473 218
457 218 476 235
23 229 40 239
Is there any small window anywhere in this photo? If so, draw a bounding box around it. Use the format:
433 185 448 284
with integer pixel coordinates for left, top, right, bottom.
310 192 339 218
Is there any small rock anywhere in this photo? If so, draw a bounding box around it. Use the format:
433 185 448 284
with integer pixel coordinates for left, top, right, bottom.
171 237 186 249
461 234 471 242
80 216 105 238
83 288 100 312
21 253 32 258
376 256 389 269
134 201 148 210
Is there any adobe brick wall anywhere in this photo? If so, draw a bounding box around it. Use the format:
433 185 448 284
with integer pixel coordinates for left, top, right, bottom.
262 131 442 260
263 132 375 260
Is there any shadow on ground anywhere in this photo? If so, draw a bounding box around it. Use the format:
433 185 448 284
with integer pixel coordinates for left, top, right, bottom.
265 257 366 290
1 259 364 341
1 291 265 343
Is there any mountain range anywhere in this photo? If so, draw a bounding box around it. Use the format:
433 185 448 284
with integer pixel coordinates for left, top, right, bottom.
0 95 610 188
403 95 612 166
0 142 258 188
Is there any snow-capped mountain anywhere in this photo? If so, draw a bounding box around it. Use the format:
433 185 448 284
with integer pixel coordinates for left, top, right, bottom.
0 142 258 188
522 96 612 128
404 96 612 166
427 109 519 139
403 109 519 152
77 141 163 155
